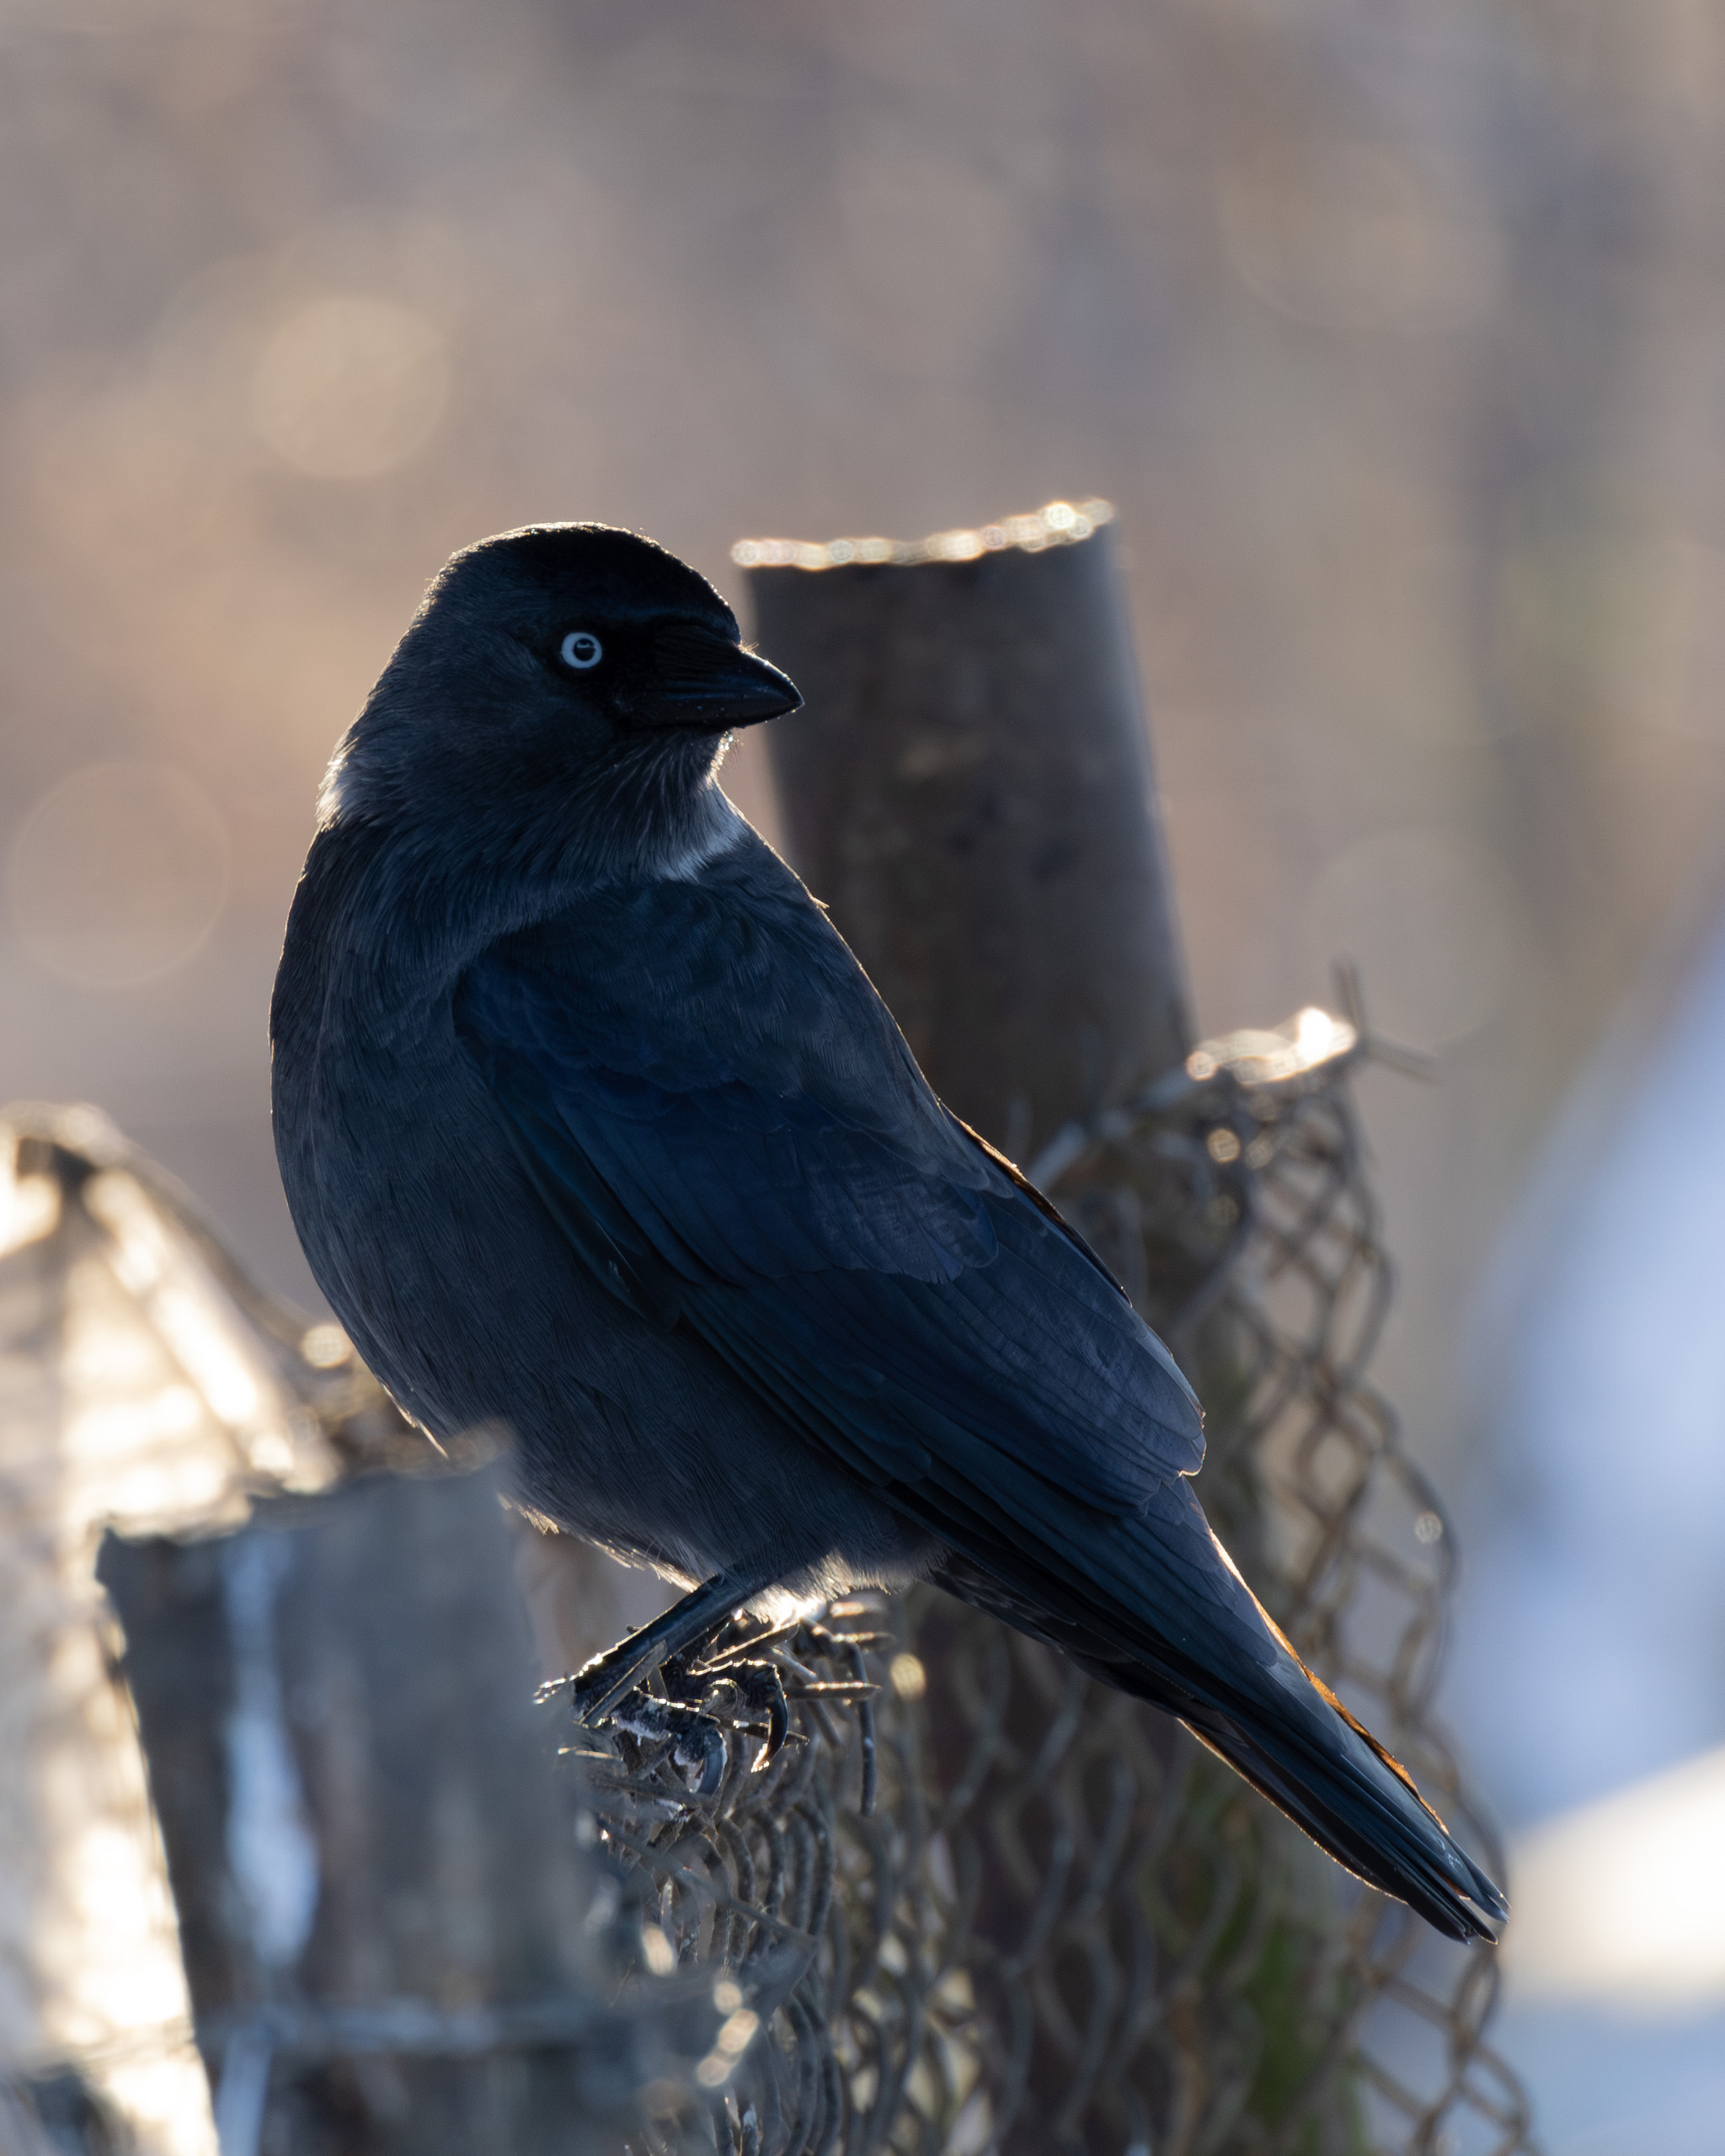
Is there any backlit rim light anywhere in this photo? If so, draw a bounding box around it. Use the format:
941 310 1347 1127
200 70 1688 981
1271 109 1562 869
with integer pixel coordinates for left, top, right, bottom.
732 499 1113 571
1185 1006 1359 1086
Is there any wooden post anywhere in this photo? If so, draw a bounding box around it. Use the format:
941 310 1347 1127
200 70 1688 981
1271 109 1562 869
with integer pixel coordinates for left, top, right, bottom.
99 1467 654 2156
750 509 1193 1165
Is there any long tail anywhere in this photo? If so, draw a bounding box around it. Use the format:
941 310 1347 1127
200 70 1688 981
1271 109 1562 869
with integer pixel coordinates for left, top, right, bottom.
930 1480 1506 1945
1144 1650 1503 1942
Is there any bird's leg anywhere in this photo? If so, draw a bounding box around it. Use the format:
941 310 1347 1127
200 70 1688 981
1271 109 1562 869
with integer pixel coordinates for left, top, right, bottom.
554 1570 777 1725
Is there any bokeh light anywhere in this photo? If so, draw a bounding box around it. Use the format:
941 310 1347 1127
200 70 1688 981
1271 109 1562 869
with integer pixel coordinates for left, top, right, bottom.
7 766 230 990
250 296 449 479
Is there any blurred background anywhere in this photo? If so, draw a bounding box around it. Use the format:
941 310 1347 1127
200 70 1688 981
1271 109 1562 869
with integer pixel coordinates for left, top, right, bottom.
2 3 1723 2148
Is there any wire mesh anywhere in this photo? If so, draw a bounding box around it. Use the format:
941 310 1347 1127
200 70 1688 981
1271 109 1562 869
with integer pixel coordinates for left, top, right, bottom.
557 1602 986 2156
547 1001 1537 2156
920 998 1539 2156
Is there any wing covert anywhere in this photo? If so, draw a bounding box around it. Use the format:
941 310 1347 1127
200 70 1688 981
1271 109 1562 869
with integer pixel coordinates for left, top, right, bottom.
453 851 1203 1512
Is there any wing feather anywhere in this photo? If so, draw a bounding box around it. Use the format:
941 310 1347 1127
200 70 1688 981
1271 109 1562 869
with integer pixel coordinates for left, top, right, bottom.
453 854 1202 1514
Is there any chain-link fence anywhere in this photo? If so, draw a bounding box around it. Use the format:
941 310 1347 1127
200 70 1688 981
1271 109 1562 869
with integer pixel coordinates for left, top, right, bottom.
935 996 1533 2155
541 1001 1536 2156
556 1598 968 2156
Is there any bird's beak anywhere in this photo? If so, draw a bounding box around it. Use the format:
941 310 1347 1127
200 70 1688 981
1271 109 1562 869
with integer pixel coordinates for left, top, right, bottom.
637 621 803 731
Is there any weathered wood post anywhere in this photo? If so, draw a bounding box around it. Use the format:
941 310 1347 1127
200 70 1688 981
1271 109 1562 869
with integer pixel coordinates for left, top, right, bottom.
745 504 1192 1164
99 1466 657 2156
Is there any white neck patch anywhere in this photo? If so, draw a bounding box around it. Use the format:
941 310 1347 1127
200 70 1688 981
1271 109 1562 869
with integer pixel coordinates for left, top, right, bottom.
657 787 748 882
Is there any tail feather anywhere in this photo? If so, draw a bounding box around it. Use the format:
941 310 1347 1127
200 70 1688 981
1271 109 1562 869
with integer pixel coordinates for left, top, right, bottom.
1167 1686 1503 1943
928 1478 1507 1945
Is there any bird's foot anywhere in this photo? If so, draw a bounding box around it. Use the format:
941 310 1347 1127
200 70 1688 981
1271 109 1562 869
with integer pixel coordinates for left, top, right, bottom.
549 1599 884 1801
662 1649 791 1774
605 1693 730 1799
551 1607 796 1794
576 1647 792 1796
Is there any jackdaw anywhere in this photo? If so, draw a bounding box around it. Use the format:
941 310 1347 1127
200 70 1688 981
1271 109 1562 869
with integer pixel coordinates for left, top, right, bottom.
271 523 1505 1943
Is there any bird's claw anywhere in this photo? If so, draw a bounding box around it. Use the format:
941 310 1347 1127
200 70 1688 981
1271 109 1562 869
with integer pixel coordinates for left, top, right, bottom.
607 1694 729 1797
558 1604 886 1796
664 1653 791 1773
561 1636 793 1796
754 1676 791 1771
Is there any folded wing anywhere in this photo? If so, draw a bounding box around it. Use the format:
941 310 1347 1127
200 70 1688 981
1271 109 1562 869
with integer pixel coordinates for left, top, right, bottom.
452 851 1203 1513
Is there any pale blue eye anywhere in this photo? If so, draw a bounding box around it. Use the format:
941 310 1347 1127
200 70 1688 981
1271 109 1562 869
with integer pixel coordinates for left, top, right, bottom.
560 631 603 671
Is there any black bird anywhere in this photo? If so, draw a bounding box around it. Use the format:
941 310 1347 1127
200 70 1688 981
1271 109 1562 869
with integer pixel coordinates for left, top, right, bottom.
271 523 1505 1943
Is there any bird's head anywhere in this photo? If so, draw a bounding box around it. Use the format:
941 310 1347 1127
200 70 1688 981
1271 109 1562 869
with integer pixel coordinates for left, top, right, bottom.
318 524 801 861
